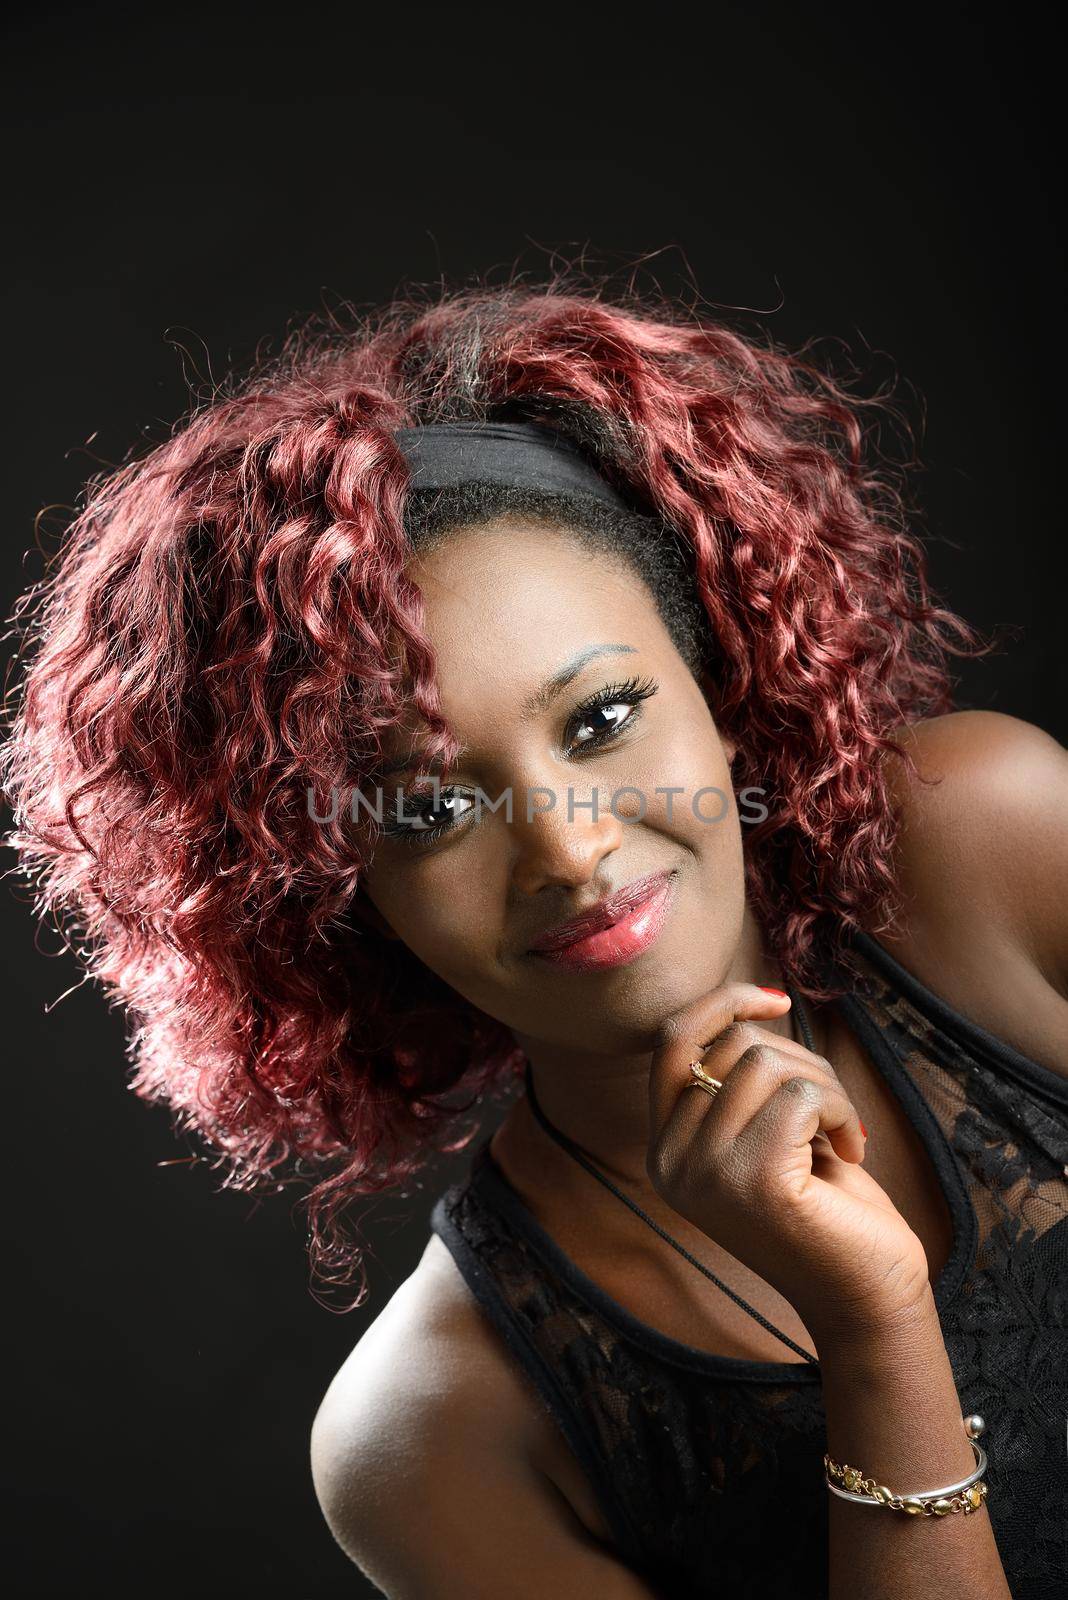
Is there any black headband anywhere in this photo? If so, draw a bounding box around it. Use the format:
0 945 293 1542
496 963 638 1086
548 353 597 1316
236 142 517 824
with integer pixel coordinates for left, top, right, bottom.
392 420 632 513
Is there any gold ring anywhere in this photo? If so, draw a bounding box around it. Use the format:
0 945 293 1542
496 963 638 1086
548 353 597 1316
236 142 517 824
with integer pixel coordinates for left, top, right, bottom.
689 1060 724 1098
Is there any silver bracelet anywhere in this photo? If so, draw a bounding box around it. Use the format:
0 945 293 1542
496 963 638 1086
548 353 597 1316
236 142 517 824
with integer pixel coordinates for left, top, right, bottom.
823 1415 990 1517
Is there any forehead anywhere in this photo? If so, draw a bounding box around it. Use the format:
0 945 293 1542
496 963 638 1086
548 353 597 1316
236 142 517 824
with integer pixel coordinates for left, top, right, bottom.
405 521 663 686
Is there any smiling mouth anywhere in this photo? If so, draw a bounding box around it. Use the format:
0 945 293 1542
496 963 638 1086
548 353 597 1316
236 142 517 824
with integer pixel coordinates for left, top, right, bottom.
526 869 678 973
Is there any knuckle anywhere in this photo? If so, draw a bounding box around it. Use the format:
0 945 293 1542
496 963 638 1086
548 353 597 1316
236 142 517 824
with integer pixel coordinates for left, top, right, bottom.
719 1019 759 1052
717 1137 755 1194
781 1074 820 1103
654 1012 683 1048
645 1142 671 1188
675 1145 707 1190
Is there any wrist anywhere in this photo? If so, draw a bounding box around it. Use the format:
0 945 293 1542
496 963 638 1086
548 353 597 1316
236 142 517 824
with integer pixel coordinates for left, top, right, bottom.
807 1279 939 1371
816 1285 976 1487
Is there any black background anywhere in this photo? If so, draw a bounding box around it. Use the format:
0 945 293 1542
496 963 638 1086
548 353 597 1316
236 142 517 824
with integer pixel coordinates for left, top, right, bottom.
3 5 1063 1594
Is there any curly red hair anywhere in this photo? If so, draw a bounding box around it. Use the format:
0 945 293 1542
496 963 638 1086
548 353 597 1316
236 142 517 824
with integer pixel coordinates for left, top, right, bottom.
0 279 993 1302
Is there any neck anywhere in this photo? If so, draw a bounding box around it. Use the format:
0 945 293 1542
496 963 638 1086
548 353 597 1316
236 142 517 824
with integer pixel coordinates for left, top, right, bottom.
502 901 822 1199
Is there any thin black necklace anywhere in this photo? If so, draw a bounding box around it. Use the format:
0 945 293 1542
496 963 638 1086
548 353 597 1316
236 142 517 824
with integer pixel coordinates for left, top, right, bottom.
521 980 820 1366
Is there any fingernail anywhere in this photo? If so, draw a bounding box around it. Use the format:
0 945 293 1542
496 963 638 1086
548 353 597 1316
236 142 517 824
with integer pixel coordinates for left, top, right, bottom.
759 986 788 997
860 1120 868 1139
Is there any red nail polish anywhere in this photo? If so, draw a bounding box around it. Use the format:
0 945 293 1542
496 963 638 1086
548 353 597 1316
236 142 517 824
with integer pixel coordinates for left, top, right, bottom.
860 1120 868 1139
759 986 788 997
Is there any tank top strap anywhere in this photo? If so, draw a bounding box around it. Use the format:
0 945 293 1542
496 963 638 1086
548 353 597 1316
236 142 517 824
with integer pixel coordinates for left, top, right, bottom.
835 927 1068 1172
841 927 1068 1106
428 1146 653 1570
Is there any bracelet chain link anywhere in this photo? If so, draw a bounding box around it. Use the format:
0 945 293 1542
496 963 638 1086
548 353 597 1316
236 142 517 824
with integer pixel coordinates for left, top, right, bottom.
823 1449 989 1517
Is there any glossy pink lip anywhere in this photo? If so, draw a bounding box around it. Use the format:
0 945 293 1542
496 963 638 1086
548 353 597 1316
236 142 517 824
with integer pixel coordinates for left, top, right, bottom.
527 870 677 972
527 868 677 953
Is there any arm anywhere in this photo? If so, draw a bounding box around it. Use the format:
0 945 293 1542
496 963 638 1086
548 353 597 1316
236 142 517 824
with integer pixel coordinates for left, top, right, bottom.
818 1292 1008 1600
310 1304 661 1600
806 706 1068 1597
646 984 1013 1600
813 708 1068 1595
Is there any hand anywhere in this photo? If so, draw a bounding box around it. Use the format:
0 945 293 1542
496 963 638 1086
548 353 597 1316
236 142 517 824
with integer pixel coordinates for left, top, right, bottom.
646 982 931 1347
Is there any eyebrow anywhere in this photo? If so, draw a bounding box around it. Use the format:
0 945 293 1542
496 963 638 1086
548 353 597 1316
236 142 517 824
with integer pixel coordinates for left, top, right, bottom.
375 642 638 779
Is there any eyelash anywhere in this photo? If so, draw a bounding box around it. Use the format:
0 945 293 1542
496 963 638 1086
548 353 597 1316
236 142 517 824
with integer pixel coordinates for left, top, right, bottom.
381 674 659 849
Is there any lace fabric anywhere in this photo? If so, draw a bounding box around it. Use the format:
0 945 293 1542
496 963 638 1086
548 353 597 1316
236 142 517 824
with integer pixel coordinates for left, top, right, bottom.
429 933 1068 1599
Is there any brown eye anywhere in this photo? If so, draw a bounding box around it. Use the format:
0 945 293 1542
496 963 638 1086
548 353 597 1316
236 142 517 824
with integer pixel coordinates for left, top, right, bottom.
571 698 640 746
382 788 474 848
565 675 659 753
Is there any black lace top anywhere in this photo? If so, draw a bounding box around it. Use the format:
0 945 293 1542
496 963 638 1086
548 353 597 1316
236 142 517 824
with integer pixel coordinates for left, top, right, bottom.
428 932 1068 1599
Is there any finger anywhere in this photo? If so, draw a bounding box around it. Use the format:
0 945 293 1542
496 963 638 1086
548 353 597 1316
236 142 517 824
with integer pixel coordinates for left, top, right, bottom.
687 1040 865 1165
646 1070 726 1189
697 1043 816 1136
697 1016 842 1090
724 1071 867 1171
649 981 792 1132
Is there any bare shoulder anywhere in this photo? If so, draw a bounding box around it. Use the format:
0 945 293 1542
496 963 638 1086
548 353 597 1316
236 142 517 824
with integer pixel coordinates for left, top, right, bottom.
310 1232 641 1598
311 1231 541 1468
874 710 1068 1071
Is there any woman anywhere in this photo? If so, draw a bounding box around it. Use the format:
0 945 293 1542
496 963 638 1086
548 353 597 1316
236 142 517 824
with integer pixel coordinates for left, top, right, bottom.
3 283 1065 1599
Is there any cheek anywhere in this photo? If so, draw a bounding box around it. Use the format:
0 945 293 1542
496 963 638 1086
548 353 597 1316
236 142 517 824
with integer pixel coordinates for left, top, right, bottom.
623 717 735 847
368 857 499 981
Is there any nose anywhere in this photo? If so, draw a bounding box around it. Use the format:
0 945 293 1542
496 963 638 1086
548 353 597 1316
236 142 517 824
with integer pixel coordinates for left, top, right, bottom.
509 783 628 897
